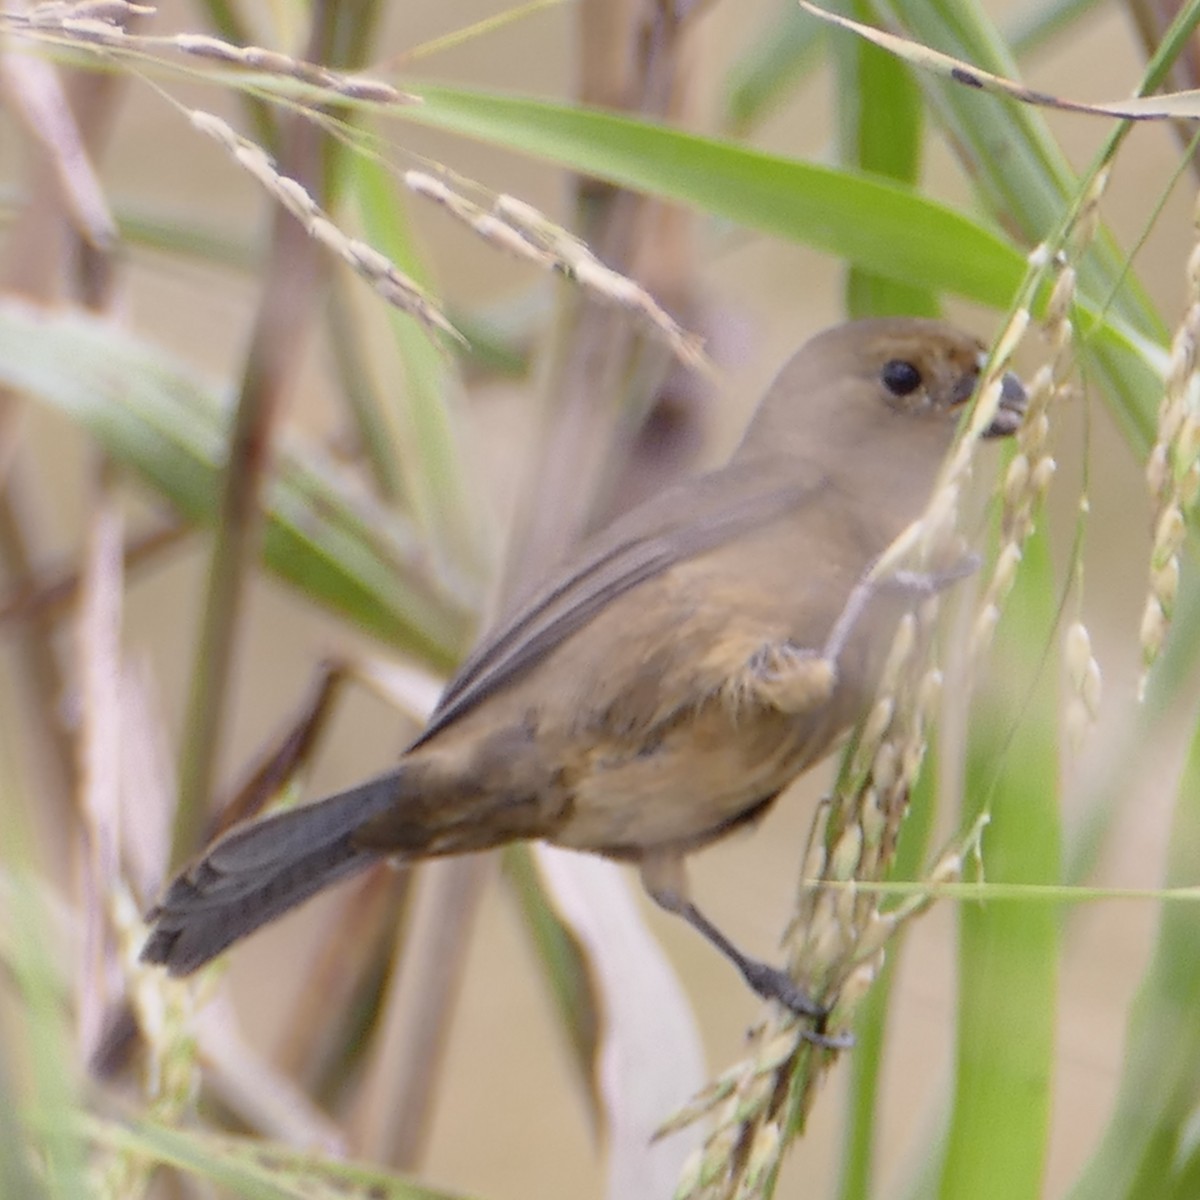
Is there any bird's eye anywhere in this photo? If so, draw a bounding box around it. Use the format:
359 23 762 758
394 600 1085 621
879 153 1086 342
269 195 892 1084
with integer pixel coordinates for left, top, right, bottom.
881 359 923 396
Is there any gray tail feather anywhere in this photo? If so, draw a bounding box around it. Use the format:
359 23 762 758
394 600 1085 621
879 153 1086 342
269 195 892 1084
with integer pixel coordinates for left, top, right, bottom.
141 773 402 976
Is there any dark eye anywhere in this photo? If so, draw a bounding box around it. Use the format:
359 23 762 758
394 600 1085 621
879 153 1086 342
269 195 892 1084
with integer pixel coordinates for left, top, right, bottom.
881 359 922 396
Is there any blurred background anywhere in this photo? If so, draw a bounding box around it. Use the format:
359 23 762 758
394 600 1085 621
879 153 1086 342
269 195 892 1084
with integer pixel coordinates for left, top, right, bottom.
1 2 1198 1198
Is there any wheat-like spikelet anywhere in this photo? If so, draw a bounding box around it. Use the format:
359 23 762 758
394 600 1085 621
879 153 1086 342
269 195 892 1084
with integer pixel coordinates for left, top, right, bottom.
184 111 461 344
1063 620 1102 754
970 179 1102 755
968 168 1105 659
8 4 412 104
166 34 410 102
664 801 984 1200
405 169 711 373
12 12 707 376
667 145 1110 1200
1140 192 1200 696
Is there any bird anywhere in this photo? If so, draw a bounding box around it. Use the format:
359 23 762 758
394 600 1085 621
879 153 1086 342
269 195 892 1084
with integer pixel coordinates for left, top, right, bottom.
142 317 1026 1017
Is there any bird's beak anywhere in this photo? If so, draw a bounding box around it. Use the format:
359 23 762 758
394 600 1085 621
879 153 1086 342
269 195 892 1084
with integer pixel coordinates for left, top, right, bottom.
982 371 1028 438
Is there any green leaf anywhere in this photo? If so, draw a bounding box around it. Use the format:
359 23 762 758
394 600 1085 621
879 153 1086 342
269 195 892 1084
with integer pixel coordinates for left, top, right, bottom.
0 1041 42 1200
400 84 1027 309
720 0 1108 140
502 845 600 1116
395 86 1167 457
0 741 87 1200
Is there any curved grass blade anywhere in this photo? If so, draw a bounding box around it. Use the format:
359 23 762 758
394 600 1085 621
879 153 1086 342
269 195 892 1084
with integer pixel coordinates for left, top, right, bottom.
807 3 1200 122
0 300 475 668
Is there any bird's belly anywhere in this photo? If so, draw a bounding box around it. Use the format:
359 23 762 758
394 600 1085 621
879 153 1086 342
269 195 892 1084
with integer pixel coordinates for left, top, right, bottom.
552 707 834 858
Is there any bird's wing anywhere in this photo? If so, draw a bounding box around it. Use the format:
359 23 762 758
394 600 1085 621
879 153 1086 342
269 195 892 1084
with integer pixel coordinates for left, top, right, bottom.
414 460 828 745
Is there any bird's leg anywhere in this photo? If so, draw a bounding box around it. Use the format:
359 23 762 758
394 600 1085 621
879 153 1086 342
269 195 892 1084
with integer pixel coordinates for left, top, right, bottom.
823 551 980 665
640 854 843 1038
674 897 825 1018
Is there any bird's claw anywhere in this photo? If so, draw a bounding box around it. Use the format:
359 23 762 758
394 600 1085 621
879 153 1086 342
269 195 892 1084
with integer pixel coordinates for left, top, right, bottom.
741 958 823 1015
740 960 853 1049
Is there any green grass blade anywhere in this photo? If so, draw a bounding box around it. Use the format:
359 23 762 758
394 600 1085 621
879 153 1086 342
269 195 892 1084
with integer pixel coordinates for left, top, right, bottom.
0 1039 43 1199
939 523 1061 1200
396 86 1168 443
5 876 87 1200
400 85 1026 309
502 845 601 1116
838 745 941 1200
1065 700 1200 1200
721 0 1110 141
351 154 487 582
876 0 1166 341
836 0 938 317
723 2 825 133
0 744 87 1200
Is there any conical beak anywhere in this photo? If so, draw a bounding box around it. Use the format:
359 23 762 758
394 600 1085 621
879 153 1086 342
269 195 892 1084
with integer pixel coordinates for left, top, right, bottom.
982 371 1027 438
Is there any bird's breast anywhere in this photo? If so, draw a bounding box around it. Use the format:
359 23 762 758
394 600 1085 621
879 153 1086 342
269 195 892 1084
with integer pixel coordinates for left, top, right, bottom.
550 683 848 856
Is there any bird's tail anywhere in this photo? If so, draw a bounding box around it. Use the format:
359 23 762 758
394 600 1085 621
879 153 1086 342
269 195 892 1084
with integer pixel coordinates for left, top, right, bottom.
141 773 404 976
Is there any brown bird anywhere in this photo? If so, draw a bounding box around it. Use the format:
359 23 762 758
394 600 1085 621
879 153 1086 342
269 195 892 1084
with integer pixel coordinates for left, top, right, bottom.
142 318 1025 1015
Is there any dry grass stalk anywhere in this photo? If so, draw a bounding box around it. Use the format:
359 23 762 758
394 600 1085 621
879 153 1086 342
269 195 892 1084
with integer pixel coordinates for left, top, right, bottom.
73 497 201 1196
20 1 152 28
0 46 117 252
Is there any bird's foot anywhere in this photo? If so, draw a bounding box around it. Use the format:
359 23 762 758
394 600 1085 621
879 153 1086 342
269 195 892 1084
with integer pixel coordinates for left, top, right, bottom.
885 552 981 597
739 959 854 1050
